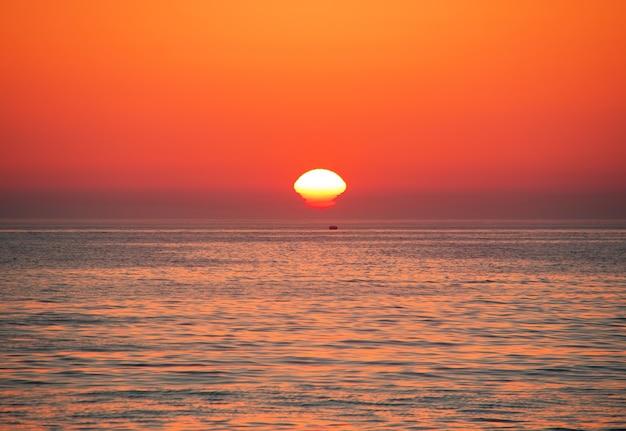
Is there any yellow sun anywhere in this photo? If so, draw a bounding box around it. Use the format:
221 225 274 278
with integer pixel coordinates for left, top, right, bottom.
294 169 347 209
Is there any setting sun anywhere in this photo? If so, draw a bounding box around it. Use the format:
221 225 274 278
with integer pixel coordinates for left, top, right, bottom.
294 169 347 209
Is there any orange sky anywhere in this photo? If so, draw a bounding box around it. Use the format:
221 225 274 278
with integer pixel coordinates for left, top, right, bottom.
1 1 625 218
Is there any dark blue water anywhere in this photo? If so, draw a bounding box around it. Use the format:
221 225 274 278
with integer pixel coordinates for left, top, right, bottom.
1 221 625 430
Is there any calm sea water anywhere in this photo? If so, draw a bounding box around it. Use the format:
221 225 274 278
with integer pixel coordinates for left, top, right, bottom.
1 220 625 430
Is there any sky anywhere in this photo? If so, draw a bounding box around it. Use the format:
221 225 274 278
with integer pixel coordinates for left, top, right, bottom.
1 0 625 219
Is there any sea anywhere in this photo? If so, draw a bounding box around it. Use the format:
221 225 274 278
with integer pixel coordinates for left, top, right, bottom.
1 220 625 430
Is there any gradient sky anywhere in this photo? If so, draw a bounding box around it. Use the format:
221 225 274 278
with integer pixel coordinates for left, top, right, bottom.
1 1 625 219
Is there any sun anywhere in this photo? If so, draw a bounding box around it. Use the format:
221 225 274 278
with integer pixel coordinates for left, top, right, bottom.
294 169 347 209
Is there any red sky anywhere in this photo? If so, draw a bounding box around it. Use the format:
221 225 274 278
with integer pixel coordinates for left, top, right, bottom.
1 1 625 218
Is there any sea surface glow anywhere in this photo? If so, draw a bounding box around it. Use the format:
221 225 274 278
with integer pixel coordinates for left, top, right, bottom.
1 220 625 430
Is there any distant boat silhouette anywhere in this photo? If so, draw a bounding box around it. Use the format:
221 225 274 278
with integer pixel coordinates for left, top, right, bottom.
329 225 338 230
